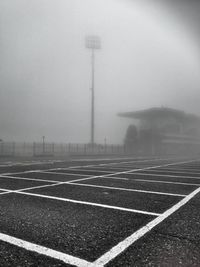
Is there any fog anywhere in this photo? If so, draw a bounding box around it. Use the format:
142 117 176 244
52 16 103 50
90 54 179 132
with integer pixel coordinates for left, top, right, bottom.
0 0 200 144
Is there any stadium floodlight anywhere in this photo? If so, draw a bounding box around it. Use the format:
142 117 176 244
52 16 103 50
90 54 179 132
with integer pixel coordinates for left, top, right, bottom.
85 35 101 49
85 35 101 146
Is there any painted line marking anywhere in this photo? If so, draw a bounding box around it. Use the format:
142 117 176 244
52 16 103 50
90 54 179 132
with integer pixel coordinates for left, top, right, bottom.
40 171 93 177
0 157 198 266
71 157 159 162
26 157 176 173
0 175 60 184
36 158 164 172
0 159 198 201
125 172 200 180
102 177 129 180
0 191 11 195
92 186 200 266
0 183 161 216
101 159 200 178
14 159 200 196
159 167 200 172
159 169 200 174
0 159 67 168
0 157 186 177
140 169 200 175
133 178 200 187
63 168 117 174
0 232 92 267
15 191 160 216
69 182 186 197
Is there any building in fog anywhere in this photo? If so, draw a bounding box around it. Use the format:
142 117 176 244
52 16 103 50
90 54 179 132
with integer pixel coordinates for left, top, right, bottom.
119 107 200 155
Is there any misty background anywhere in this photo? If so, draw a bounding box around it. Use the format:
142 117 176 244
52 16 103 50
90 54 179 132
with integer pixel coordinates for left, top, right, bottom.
0 0 200 144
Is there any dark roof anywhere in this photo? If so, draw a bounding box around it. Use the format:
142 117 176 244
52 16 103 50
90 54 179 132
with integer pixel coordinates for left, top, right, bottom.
118 107 200 122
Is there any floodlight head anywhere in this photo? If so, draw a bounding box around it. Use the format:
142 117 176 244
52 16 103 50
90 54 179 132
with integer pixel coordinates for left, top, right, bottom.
85 35 101 49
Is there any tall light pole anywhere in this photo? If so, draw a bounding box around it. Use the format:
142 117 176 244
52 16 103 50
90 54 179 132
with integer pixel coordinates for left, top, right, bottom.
85 35 101 145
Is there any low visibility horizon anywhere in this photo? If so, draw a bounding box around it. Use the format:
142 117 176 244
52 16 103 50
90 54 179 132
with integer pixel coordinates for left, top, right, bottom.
0 0 200 143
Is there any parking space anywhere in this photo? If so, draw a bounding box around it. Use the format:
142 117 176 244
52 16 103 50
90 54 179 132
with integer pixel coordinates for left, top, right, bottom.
106 193 200 267
23 183 181 214
0 156 199 266
73 177 197 195
0 240 70 267
0 193 153 262
49 169 115 176
112 172 200 186
137 169 200 177
0 176 53 190
6 171 92 182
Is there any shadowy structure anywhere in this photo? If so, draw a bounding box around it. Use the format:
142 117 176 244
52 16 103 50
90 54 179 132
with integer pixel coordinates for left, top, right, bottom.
119 107 200 155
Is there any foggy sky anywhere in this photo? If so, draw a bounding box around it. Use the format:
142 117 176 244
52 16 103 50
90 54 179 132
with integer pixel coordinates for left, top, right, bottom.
0 0 200 143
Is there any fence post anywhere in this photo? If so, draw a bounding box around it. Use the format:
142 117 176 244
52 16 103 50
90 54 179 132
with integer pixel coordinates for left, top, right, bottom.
84 144 86 155
104 143 107 154
59 143 62 156
52 143 54 155
1 142 4 156
98 144 100 154
12 142 15 156
124 144 126 154
76 144 79 154
33 142 36 156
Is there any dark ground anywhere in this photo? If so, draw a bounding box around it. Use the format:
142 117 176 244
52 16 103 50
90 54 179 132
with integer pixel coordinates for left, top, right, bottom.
0 156 199 266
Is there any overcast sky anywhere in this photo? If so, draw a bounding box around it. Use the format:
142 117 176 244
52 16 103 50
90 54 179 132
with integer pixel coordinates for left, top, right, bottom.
0 0 200 143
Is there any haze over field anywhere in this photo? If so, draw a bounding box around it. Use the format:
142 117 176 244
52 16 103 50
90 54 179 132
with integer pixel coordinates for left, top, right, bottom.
0 0 200 143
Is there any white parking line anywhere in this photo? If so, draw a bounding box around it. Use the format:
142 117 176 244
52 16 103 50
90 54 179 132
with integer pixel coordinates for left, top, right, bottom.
0 192 10 195
69 182 186 197
0 157 183 177
16 191 160 216
0 184 161 216
102 159 200 178
0 160 66 168
160 167 200 172
126 172 200 180
102 177 129 180
0 159 198 201
37 158 163 172
71 157 158 162
65 168 117 174
0 232 92 267
134 178 200 186
2 173 128 184
92 186 200 266
140 169 200 175
83 166 135 172
159 168 200 174
40 171 92 177
0 157 198 266
0 175 59 183
23 160 200 194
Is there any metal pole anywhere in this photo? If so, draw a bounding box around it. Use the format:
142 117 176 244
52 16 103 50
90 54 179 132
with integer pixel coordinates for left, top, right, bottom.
85 35 101 146
91 48 95 145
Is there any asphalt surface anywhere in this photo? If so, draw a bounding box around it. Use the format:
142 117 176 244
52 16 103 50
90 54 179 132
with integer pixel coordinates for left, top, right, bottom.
0 193 153 262
0 156 199 266
107 195 200 267
0 241 70 267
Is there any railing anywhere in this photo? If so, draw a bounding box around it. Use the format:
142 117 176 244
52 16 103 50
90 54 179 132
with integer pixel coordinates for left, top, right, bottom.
0 142 126 157
0 141 198 158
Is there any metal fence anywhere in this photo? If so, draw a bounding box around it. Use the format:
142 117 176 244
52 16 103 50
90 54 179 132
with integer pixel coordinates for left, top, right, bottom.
0 142 126 157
